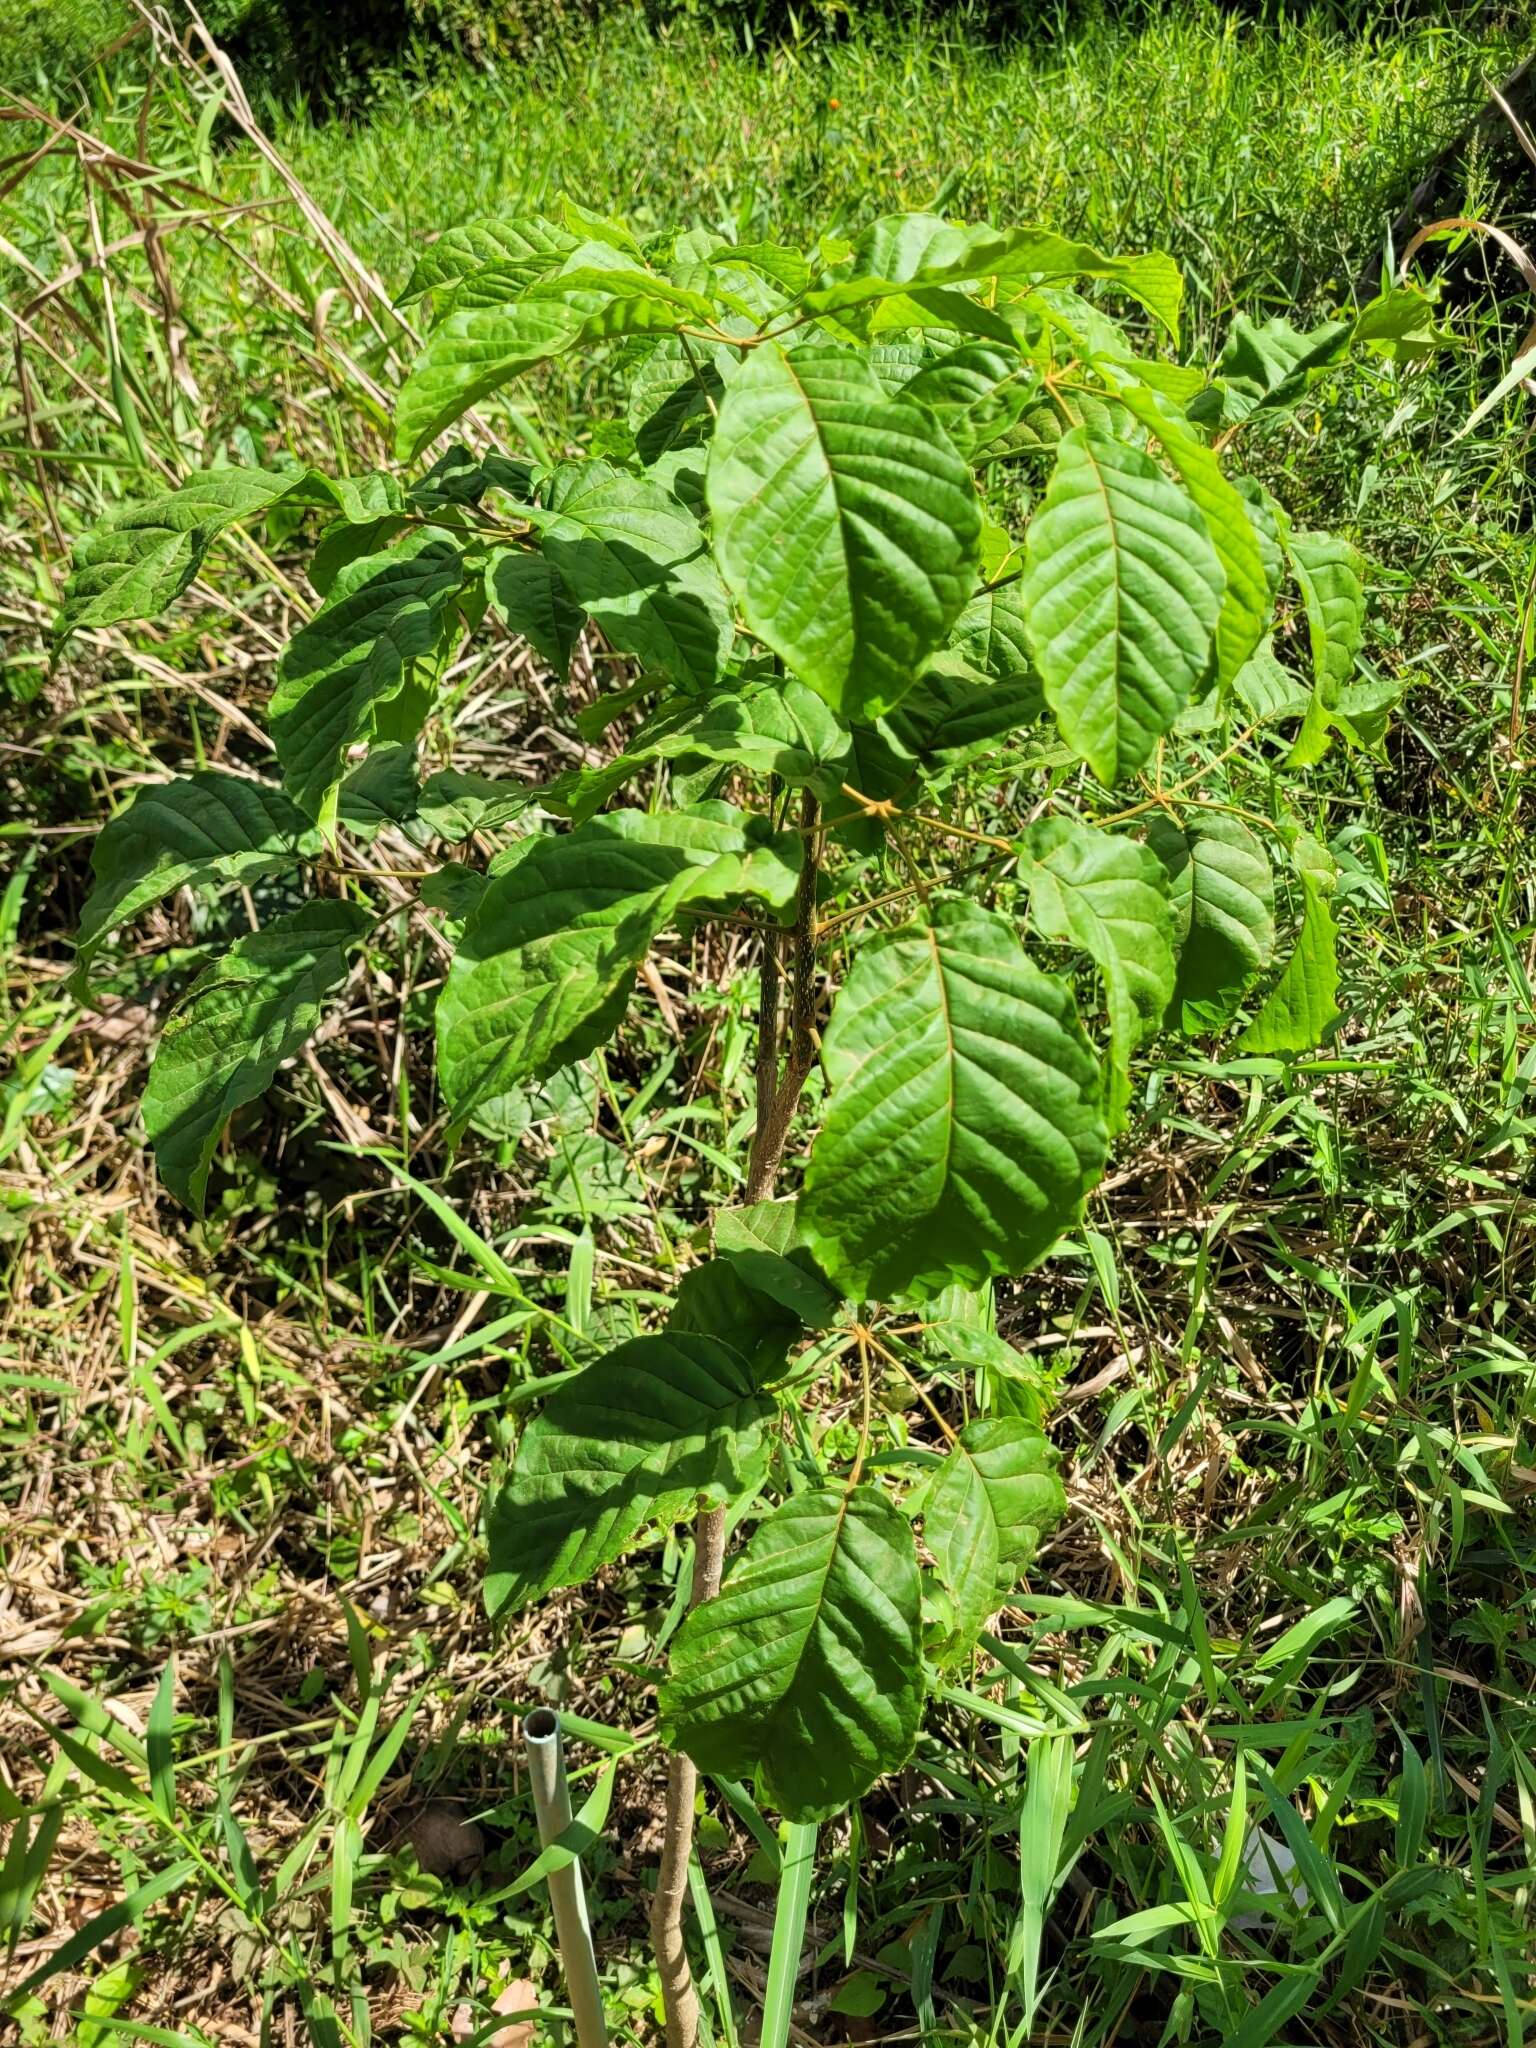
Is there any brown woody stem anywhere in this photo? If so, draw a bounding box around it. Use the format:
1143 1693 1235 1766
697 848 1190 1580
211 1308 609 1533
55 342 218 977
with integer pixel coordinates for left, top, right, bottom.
650 788 822 2048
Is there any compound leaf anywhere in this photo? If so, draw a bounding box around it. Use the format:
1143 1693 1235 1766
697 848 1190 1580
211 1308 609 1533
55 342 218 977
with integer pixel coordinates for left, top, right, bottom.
707 340 980 720
801 896 1108 1302
73 773 319 988
485 1333 773 1618
660 1484 924 1823
142 900 372 1213
1022 427 1224 785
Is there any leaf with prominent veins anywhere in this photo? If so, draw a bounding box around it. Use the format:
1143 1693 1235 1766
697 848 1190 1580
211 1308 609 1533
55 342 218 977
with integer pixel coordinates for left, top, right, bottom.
801 896 1107 1302
659 1485 924 1823
485 1332 774 1618
707 340 980 720
1022 427 1223 785
142 900 372 1214
436 804 801 1131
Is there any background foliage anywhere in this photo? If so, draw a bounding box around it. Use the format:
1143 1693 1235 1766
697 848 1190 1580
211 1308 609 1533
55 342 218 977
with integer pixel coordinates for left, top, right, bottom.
2 1 1535 2044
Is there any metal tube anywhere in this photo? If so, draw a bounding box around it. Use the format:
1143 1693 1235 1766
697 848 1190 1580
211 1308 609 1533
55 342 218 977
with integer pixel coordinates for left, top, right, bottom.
521 1708 609 2048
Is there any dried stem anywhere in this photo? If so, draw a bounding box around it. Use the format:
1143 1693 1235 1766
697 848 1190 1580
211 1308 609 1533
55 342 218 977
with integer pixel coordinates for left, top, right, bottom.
649 1503 726 2048
651 788 822 2048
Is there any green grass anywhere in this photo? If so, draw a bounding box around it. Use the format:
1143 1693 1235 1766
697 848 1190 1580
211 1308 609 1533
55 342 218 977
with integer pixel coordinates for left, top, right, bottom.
272 3 1518 344
3 4 1536 2044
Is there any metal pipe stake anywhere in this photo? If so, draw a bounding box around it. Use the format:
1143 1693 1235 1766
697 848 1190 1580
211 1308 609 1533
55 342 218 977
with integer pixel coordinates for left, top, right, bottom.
521 1708 609 2048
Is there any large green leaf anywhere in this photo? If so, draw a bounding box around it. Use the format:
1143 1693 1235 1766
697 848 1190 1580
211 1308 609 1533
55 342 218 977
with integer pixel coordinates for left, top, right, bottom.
925 1419 1065 1656
1283 531 1367 767
1115 383 1269 695
531 461 733 693
1022 427 1224 785
142 901 372 1212
1235 866 1342 1054
659 1485 924 1823
1147 813 1275 1033
270 530 467 824
436 804 800 1129
484 1333 773 1619
945 578 1035 681
393 300 585 460
57 468 303 645
1023 817 1175 1127
801 896 1107 1301
73 773 320 989
707 340 980 720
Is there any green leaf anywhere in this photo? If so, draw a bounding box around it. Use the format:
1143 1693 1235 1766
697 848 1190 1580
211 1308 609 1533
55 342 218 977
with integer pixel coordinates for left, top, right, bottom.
1283 531 1367 767
142 901 372 1212
945 578 1034 681
73 773 319 988
1115 382 1270 694
485 547 584 681
707 340 980 720
415 769 533 843
271 531 466 823
1235 867 1342 1054
547 675 852 822
801 896 1108 1302
903 343 1037 457
660 1485 924 1822
1023 817 1175 1127
925 1419 1065 1654
437 805 800 1128
1146 813 1275 1033
668 1258 803 1379
398 214 576 306
485 1333 773 1618
1205 311 1350 424
532 460 733 692
881 660 1044 763
57 468 303 645
1232 639 1311 728
531 264 719 328
688 1206 840 1337
1022 427 1223 785
816 217 1183 341
338 743 420 842
394 300 584 460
